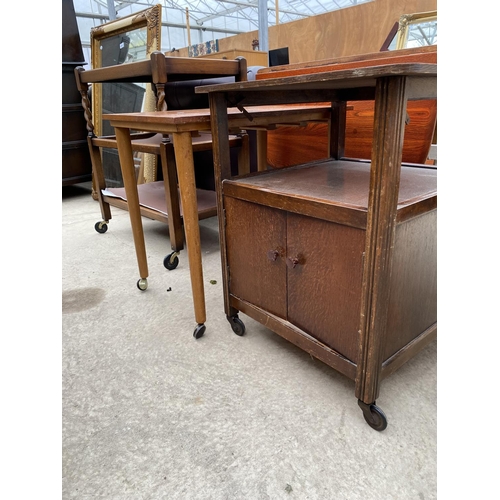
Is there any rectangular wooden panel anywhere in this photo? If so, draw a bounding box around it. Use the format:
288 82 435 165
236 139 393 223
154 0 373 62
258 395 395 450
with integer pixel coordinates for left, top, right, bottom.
383 210 437 360
224 197 287 319
286 213 365 362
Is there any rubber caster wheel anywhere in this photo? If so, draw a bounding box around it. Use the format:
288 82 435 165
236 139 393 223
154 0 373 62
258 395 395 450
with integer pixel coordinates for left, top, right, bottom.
94 221 108 234
163 252 179 270
137 278 148 291
227 315 245 336
193 324 206 339
358 400 387 431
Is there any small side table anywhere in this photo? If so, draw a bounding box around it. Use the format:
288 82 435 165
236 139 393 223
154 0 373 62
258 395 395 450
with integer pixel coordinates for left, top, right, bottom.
105 104 332 338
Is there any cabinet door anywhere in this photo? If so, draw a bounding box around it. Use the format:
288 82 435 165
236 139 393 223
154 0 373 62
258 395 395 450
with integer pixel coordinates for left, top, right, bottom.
287 213 365 363
224 197 287 319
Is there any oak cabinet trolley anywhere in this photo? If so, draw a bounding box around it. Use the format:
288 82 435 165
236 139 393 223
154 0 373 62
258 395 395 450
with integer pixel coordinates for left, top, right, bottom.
198 61 437 430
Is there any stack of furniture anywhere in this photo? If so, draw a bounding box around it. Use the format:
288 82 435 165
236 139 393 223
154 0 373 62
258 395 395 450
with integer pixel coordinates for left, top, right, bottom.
74 51 249 282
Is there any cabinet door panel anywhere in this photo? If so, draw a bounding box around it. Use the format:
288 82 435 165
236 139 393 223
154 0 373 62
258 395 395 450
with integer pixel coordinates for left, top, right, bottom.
287 213 365 362
225 197 287 318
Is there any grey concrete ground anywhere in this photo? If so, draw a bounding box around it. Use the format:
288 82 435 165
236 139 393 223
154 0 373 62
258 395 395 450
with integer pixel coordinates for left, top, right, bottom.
62 183 437 500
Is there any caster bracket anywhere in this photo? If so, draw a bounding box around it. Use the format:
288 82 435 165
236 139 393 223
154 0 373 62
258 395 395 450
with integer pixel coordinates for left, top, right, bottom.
227 315 245 336
193 323 206 339
94 220 109 234
358 400 388 431
164 251 180 270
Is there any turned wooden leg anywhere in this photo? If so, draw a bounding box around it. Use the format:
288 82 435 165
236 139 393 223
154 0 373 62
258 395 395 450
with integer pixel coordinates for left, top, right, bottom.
88 137 112 222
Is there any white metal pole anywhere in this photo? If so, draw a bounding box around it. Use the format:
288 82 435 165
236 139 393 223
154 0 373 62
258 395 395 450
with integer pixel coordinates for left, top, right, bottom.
186 8 192 47
258 0 269 53
107 0 116 20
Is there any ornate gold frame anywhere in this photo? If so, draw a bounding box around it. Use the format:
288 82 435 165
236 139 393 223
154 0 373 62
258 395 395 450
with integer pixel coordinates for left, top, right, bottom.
395 10 437 50
90 4 161 182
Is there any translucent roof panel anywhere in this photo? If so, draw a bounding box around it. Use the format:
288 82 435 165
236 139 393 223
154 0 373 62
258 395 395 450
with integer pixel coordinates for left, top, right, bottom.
74 0 374 55
73 1 435 68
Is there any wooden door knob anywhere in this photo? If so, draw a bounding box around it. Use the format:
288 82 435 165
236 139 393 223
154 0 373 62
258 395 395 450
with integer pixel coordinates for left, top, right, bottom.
267 249 279 261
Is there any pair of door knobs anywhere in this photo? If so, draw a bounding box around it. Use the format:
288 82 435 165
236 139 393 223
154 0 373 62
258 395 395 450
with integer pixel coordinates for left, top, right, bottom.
267 249 301 269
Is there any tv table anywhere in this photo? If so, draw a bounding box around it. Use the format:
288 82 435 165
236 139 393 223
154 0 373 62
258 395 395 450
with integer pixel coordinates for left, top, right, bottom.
198 62 437 430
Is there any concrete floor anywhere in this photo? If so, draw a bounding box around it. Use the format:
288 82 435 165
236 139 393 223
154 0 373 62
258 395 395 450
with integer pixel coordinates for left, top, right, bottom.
62 182 437 500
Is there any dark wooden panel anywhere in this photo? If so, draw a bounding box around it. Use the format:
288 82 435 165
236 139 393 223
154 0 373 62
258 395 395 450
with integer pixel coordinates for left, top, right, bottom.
62 0 92 185
383 210 437 360
62 68 83 103
287 213 365 362
62 147 93 186
62 107 90 142
224 197 287 319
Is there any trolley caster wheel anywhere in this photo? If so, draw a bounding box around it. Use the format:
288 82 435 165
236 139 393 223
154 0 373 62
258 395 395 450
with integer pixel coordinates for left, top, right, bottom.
163 252 180 270
358 400 388 431
137 278 148 291
193 324 206 339
227 315 245 336
94 221 108 234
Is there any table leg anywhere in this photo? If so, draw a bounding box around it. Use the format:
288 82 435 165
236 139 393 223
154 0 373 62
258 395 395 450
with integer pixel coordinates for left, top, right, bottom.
114 127 149 288
172 131 207 335
355 76 408 410
256 129 268 171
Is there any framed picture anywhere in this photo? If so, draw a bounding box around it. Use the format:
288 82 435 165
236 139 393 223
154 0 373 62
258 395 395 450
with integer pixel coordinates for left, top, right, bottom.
395 10 437 50
90 5 162 184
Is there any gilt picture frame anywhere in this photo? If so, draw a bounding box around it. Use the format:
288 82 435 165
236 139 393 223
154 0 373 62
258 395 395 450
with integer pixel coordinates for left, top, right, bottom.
90 4 162 183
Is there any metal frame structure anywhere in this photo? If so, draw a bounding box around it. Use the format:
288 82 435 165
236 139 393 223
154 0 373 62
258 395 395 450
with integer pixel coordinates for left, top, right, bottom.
73 0 373 57
73 1 436 68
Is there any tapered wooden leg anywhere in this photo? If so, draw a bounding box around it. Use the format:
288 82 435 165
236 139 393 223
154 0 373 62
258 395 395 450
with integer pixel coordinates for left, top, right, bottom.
209 92 236 319
114 127 149 282
172 131 206 327
159 141 184 252
256 129 268 171
237 133 250 175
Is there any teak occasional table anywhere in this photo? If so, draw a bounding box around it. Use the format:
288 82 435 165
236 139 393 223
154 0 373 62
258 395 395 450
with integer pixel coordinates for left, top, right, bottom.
105 104 332 339
197 62 437 430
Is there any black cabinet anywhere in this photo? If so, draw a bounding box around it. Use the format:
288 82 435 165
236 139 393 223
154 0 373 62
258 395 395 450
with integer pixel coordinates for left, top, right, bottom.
62 0 92 186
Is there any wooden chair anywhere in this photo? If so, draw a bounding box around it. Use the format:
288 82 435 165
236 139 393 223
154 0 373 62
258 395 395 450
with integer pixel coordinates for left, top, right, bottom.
74 51 249 274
